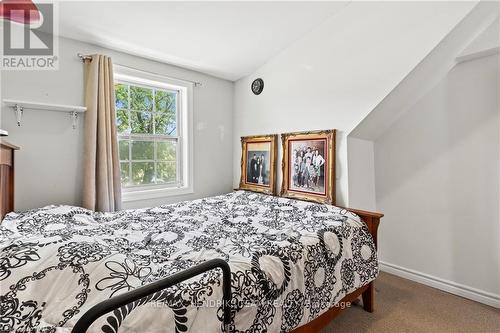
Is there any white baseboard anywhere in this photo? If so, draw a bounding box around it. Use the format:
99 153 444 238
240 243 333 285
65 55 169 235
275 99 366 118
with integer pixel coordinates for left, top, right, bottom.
379 261 500 309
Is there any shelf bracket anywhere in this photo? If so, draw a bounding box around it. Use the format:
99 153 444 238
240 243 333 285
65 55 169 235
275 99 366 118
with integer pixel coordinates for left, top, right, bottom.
13 104 23 126
70 111 78 129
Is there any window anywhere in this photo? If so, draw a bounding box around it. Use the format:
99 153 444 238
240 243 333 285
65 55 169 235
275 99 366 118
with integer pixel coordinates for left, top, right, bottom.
114 65 193 201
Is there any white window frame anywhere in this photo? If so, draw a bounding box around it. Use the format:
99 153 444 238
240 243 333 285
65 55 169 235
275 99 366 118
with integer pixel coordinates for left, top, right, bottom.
114 65 193 202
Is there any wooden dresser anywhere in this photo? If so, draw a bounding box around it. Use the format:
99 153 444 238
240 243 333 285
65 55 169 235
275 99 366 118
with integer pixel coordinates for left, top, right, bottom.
0 141 19 221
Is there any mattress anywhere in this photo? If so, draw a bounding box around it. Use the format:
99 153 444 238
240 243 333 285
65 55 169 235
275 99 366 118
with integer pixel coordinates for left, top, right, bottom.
0 190 378 332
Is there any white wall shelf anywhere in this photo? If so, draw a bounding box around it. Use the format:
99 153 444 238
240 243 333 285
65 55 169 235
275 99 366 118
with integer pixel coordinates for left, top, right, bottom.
3 99 87 129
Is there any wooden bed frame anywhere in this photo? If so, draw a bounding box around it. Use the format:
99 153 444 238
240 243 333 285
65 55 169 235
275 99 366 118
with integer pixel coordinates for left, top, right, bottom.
291 208 383 332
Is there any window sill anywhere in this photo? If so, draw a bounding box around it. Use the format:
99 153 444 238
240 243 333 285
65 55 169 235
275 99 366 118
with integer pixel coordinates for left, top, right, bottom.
121 185 193 202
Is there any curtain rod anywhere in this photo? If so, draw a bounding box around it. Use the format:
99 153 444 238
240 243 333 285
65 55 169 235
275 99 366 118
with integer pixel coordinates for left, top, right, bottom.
77 53 202 87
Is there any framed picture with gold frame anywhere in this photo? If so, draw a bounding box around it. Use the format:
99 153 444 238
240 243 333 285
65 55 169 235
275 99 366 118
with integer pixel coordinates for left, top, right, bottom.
239 134 278 195
280 130 336 204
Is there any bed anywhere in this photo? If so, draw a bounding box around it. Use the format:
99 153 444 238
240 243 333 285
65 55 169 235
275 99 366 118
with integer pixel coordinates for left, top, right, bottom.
0 190 382 333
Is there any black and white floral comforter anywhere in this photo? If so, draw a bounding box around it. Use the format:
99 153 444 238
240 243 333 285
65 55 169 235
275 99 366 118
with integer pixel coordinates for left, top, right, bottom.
0 190 378 333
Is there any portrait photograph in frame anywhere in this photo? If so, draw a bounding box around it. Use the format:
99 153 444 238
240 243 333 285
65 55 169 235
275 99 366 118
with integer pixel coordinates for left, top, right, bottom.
281 130 336 204
239 134 278 195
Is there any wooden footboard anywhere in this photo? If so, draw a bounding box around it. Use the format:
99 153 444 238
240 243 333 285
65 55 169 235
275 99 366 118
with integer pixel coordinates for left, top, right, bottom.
291 208 383 333
345 207 383 251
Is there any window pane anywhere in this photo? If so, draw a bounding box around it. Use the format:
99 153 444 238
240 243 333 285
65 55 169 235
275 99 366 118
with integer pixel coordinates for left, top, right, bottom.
119 140 129 160
154 112 177 136
155 90 176 113
155 90 177 136
131 162 155 185
131 140 154 160
156 141 176 161
156 161 176 183
115 84 128 109
130 111 153 134
120 162 130 185
130 86 153 111
116 109 130 134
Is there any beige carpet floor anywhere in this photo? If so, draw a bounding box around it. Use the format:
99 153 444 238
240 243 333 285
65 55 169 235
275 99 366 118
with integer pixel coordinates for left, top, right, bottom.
323 272 500 333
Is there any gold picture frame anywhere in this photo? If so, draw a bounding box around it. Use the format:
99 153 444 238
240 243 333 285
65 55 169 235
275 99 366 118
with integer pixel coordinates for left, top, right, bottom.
239 134 278 195
280 130 336 205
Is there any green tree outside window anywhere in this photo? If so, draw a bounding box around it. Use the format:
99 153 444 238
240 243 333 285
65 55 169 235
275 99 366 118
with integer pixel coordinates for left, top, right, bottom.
115 82 179 187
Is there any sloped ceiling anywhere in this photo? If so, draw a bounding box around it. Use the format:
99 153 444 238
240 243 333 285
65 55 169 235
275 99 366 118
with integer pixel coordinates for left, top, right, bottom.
233 1 479 134
350 1 498 141
457 16 500 62
58 1 349 81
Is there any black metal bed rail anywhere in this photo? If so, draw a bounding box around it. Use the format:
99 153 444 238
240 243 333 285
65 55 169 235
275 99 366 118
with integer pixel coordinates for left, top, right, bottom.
72 258 232 333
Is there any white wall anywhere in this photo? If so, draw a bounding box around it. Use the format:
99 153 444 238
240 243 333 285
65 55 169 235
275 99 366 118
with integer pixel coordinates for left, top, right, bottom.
347 137 376 211
374 54 500 304
232 1 475 206
0 36 233 211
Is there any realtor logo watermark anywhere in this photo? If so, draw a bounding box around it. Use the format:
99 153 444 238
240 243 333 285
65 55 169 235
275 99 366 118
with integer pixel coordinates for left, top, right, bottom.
1 1 58 70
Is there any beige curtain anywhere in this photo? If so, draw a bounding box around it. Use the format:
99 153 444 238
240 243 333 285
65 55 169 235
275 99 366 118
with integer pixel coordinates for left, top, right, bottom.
82 54 122 212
